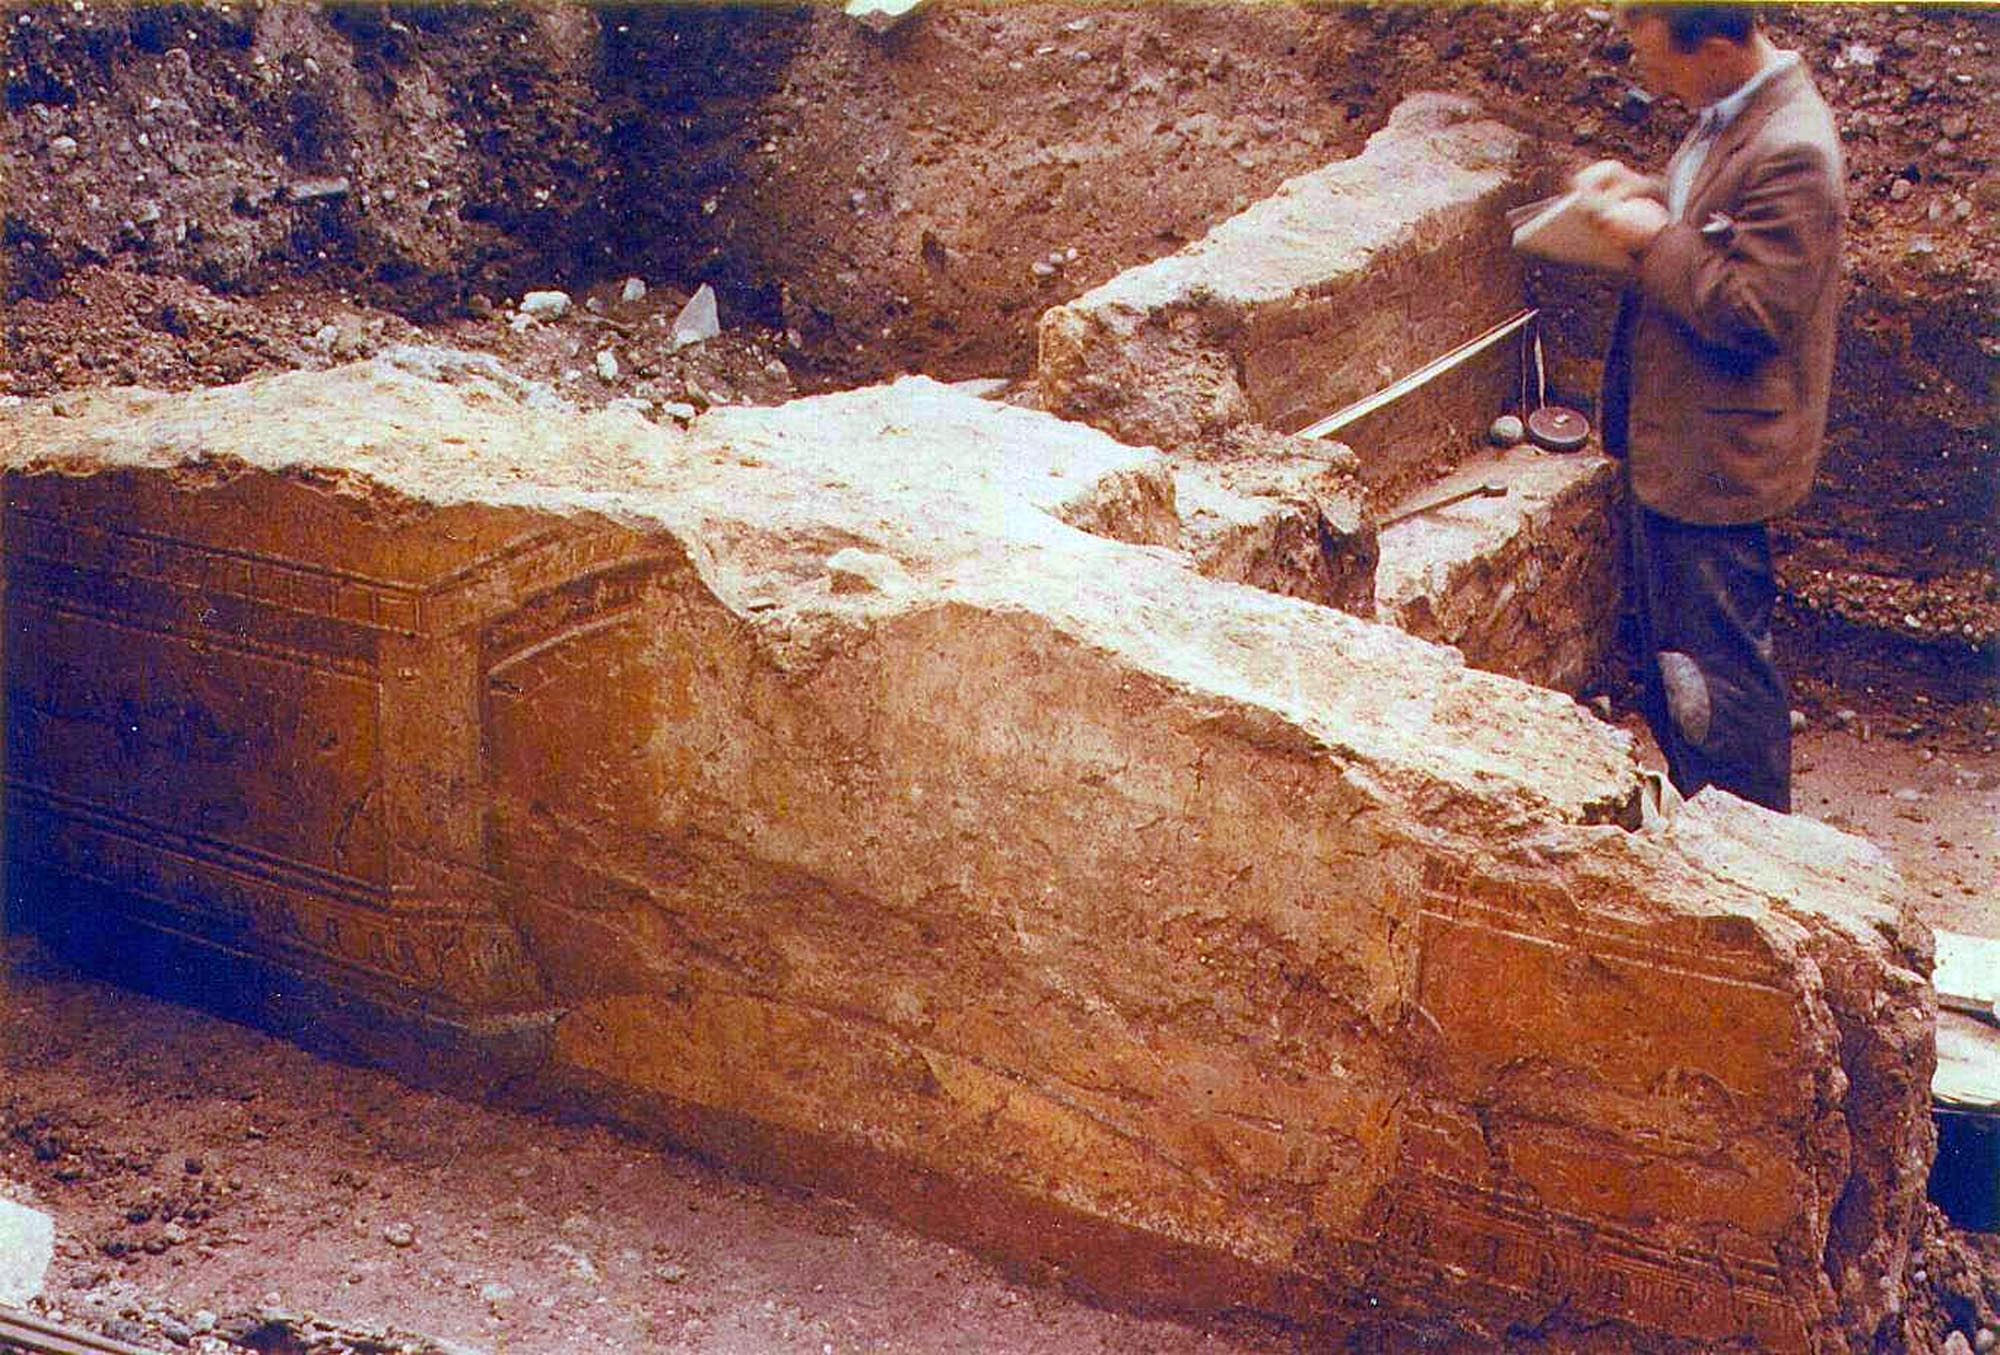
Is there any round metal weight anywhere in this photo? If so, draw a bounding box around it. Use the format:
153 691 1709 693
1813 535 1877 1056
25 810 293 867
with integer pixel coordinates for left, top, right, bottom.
1526 404 1590 452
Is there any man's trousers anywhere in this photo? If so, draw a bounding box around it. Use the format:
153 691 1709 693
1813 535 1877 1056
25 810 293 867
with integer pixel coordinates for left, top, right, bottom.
1628 499 1792 813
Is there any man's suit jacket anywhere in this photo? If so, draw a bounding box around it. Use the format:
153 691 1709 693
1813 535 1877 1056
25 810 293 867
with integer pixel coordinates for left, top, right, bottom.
1602 60 1845 526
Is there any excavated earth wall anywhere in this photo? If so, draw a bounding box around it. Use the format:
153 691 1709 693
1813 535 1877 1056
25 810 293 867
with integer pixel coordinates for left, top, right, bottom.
6 4 1992 697
2 355 1935 1352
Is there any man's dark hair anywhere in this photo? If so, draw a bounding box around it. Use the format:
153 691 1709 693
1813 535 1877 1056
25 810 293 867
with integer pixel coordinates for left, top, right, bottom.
1625 4 1759 51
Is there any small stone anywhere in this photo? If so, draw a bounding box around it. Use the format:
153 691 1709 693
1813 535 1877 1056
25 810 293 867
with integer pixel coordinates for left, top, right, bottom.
162 1222 189 1246
1030 260 1057 278
658 401 698 423
659 1262 688 1284
191 1312 216 1334
287 176 349 202
620 276 646 303
1890 178 1914 201
1973 1328 1995 1354
1940 113 1971 140
1489 413 1526 445
1906 236 1938 257
595 349 620 383
1618 87 1655 123
382 1222 415 1248
50 134 78 156
465 293 494 319
1892 788 1923 803
479 1282 515 1305
1588 695 1613 721
1834 708 1859 727
1789 709 1807 733
328 321 370 361
518 290 572 321
1943 1333 1973 1355
670 284 720 350
0 1197 55 1304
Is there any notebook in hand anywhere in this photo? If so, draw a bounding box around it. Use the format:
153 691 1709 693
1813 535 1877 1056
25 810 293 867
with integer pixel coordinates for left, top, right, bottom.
1509 191 1634 272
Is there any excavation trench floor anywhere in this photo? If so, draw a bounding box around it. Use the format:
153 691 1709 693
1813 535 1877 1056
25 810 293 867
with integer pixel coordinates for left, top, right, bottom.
1 726 1993 1355
0 960 1290 1355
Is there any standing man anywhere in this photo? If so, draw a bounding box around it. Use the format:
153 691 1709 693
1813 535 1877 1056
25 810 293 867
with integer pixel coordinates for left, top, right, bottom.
1581 4 1845 813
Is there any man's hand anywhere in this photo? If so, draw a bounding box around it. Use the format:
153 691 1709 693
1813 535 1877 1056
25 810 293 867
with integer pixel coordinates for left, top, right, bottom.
1594 196 1671 255
1572 158 1657 205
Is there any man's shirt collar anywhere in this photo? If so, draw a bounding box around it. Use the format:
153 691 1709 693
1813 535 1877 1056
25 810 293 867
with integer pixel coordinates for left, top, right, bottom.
1699 49 1800 137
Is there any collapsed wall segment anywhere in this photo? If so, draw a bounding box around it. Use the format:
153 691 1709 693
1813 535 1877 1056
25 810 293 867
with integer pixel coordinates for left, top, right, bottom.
1 359 1933 1351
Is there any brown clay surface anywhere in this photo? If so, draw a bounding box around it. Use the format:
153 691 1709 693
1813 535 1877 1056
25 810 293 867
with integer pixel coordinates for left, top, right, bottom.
0 949 1297 1355
1793 726 1998 942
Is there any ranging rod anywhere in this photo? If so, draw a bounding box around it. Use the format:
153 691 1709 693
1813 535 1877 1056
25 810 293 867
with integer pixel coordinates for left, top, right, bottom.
1297 306 1539 442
